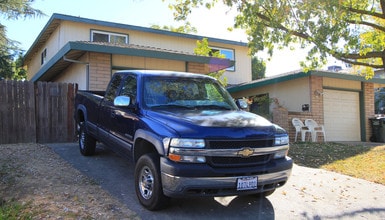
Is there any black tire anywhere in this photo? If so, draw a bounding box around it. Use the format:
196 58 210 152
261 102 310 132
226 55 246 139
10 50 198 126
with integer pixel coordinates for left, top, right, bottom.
78 122 96 156
134 153 170 210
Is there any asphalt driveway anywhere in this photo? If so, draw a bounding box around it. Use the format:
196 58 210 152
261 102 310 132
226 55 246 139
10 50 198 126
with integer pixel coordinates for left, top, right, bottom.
48 142 385 220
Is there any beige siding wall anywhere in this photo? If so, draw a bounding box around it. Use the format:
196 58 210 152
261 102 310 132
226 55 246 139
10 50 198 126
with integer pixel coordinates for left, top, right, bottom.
67 22 251 84
53 53 89 90
230 77 310 112
323 77 361 90
27 26 62 79
27 20 251 84
222 45 251 84
112 55 186 71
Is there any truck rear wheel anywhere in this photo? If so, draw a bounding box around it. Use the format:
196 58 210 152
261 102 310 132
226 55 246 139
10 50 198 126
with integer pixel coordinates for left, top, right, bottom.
134 153 169 210
78 122 96 156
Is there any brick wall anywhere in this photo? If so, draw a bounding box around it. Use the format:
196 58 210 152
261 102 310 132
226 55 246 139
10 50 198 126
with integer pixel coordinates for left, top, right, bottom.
272 107 289 132
89 52 111 91
309 76 324 124
364 82 375 141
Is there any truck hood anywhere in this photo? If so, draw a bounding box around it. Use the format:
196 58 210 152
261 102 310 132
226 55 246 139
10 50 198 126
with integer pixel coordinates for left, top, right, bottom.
145 109 276 138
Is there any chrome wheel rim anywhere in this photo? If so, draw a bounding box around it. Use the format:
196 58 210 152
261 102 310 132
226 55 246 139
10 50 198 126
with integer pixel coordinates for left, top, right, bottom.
138 166 154 200
79 129 85 150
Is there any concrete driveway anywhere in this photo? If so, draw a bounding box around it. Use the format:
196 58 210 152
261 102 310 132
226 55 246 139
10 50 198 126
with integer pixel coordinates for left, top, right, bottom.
48 143 385 220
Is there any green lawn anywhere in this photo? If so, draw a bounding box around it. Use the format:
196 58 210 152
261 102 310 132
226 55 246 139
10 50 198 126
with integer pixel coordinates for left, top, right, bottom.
289 142 385 185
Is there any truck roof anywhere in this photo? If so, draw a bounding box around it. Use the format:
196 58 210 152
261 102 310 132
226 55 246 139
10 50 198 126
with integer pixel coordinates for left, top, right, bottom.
114 70 216 80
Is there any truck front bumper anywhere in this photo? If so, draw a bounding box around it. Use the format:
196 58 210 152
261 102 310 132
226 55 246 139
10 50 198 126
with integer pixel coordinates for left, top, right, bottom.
160 157 293 198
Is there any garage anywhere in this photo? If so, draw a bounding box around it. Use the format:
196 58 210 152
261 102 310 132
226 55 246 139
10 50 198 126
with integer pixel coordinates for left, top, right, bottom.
323 89 361 141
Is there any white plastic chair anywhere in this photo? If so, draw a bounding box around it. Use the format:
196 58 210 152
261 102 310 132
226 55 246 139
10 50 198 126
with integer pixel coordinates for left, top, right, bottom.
292 118 311 142
305 119 326 142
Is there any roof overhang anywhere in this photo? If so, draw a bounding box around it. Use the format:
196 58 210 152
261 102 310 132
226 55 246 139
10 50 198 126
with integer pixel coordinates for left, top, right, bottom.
30 41 235 82
227 70 385 93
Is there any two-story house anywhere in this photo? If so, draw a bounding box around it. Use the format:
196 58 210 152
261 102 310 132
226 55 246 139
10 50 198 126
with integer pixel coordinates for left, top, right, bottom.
24 13 251 90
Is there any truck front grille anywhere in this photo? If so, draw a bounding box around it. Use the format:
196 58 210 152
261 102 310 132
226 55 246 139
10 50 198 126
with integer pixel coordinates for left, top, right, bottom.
206 139 274 168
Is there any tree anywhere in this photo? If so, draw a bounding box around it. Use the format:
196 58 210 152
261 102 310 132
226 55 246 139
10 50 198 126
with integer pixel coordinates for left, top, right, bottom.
167 0 385 78
252 56 266 80
150 22 197 34
194 38 228 86
12 53 27 80
0 0 43 80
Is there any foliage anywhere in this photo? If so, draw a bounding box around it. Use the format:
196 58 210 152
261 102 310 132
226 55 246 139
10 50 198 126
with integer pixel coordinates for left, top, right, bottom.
150 22 197 33
0 200 34 220
167 0 385 78
0 0 43 80
11 53 26 80
251 56 265 80
149 16 231 85
289 142 385 185
194 38 227 86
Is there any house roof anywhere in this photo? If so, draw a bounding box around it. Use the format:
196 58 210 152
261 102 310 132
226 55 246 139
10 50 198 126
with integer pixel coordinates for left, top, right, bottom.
24 13 247 62
227 70 385 93
30 41 235 82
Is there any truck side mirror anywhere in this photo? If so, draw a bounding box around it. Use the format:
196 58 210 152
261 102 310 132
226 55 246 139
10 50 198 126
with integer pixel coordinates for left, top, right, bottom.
236 99 248 109
114 96 131 107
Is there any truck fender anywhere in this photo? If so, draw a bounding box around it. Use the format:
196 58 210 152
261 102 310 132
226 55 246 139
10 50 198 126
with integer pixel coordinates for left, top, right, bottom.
75 104 88 123
133 129 167 159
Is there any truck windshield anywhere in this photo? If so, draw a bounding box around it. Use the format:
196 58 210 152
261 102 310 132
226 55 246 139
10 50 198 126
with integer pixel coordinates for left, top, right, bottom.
143 77 238 110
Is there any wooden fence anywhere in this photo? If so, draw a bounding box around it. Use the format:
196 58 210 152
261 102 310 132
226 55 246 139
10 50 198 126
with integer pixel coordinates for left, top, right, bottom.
0 80 78 144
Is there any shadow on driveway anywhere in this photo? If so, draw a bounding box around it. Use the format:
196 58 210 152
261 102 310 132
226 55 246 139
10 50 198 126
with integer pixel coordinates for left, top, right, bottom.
49 142 275 220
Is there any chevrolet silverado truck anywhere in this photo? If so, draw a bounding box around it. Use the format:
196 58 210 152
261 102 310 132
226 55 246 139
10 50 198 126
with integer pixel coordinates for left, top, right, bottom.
74 70 293 210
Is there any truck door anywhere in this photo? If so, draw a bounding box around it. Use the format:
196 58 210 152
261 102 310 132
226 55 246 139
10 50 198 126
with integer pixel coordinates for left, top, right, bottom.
98 74 123 141
109 75 138 151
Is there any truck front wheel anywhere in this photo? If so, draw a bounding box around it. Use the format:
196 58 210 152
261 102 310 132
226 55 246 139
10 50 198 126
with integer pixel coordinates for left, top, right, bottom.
78 122 96 156
134 153 169 210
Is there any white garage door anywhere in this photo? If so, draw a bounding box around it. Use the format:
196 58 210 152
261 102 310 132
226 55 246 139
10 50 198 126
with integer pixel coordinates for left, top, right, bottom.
323 89 361 141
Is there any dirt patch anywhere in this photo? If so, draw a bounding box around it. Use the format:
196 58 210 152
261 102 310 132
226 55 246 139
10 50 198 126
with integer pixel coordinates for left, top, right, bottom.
0 143 139 219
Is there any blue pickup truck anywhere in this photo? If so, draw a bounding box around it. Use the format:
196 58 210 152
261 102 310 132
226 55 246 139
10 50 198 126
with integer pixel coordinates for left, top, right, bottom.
74 70 292 210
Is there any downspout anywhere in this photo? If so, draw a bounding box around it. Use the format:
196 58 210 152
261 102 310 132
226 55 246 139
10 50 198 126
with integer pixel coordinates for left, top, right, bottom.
63 56 90 90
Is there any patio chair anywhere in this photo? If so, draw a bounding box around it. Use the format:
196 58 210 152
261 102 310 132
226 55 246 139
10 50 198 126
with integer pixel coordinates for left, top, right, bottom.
291 118 311 142
305 119 326 142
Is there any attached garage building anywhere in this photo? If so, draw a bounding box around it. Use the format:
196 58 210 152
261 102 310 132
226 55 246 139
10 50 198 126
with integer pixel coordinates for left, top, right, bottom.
228 70 385 142
323 89 361 141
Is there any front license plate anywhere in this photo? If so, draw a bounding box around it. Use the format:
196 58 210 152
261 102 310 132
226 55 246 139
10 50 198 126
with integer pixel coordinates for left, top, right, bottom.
237 176 258 191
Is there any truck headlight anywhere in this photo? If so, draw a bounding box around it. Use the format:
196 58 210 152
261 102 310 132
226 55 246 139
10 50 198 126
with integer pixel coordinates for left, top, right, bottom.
170 138 205 148
165 138 206 163
275 135 289 146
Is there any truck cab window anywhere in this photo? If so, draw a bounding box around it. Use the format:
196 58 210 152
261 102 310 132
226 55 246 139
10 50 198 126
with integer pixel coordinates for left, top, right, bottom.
120 76 137 104
105 74 123 102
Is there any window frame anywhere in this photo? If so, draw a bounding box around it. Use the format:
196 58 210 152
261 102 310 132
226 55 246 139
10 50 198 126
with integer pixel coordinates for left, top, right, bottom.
41 48 47 65
90 30 129 44
210 46 235 71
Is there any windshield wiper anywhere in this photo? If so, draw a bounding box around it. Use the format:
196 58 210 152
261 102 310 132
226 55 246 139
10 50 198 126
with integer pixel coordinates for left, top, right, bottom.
151 104 194 109
196 105 232 110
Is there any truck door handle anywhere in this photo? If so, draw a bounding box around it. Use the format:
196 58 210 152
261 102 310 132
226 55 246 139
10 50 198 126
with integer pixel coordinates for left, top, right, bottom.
111 111 116 118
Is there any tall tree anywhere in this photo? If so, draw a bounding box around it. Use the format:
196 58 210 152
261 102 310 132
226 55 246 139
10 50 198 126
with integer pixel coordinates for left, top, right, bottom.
167 0 385 78
0 0 43 80
252 56 266 80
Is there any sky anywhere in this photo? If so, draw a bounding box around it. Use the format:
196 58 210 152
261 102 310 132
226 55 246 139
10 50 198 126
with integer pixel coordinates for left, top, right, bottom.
3 0 313 76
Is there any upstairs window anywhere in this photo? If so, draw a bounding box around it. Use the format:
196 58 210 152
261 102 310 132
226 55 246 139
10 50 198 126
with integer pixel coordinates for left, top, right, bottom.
91 30 128 44
211 47 235 71
41 48 47 65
